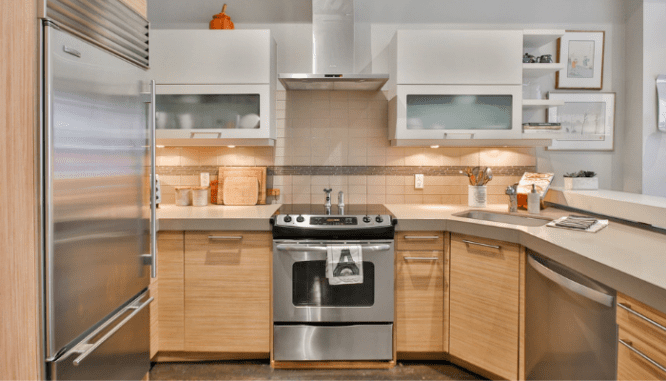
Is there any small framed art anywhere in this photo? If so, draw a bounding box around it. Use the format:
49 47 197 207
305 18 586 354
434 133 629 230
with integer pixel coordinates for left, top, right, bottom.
556 31 605 90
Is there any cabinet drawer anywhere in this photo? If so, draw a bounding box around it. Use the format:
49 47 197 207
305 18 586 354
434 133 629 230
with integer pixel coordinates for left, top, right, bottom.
396 232 444 251
617 293 666 376
619 328 666 381
395 250 445 352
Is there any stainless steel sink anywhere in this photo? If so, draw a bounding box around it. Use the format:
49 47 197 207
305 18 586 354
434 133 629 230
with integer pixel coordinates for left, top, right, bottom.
453 210 551 227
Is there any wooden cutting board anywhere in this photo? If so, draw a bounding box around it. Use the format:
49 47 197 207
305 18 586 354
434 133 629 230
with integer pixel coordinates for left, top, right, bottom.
222 177 259 206
217 167 267 205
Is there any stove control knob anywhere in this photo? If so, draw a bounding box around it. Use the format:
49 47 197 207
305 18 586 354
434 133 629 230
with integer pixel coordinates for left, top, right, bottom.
283 215 292 223
296 215 305 223
363 216 371 223
375 216 384 223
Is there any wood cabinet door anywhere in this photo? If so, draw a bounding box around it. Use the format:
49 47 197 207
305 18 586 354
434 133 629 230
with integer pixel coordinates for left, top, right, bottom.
395 248 446 353
184 232 271 352
156 231 185 351
449 234 520 380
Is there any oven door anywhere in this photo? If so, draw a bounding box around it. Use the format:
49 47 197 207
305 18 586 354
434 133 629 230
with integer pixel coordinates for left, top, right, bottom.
273 240 394 323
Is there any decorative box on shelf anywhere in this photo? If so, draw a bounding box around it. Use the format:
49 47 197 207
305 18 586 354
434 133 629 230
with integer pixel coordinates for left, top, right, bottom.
564 177 599 190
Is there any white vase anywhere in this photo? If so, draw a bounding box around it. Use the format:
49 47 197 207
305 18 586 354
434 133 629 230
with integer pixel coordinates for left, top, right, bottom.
563 177 598 190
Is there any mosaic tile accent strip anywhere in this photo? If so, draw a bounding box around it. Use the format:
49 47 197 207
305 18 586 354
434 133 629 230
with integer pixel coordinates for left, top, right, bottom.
156 165 536 177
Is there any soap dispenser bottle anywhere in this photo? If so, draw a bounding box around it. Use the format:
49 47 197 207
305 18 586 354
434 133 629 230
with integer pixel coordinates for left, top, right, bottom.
528 184 540 214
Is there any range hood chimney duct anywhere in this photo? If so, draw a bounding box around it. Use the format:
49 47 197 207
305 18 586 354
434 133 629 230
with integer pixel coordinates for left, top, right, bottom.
279 0 389 91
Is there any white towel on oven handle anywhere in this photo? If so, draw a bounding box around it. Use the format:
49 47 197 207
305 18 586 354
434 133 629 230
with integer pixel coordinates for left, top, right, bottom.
326 245 363 285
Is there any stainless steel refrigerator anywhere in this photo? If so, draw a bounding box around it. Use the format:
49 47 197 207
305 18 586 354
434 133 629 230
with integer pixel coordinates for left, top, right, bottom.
40 1 156 379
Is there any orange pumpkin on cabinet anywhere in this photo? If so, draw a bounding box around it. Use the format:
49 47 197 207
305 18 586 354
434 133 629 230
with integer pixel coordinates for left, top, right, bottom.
209 4 234 30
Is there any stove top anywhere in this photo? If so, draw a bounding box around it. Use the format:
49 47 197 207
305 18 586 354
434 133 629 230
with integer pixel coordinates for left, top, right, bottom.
277 204 390 216
272 204 395 240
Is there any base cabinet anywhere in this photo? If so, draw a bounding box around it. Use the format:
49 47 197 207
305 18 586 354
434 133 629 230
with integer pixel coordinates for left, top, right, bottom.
617 293 666 380
395 232 447 354
449 233 521 380
154 231 271 357
184 232 271 352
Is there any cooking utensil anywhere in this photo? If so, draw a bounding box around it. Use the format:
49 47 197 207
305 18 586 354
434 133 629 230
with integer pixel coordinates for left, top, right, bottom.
483 167 493 185
472 166 481 186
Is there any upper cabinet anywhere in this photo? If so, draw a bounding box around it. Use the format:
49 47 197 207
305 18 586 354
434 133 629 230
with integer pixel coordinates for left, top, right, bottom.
388 30 523 88
150 30 277 146
388 30 553 147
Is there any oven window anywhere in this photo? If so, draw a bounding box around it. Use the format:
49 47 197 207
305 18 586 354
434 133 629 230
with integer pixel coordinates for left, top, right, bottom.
292 261 375 307
406 94 512 130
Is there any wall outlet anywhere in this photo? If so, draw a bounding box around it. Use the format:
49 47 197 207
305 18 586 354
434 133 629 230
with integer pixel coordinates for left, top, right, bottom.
415 174 424 189
200 172 210 187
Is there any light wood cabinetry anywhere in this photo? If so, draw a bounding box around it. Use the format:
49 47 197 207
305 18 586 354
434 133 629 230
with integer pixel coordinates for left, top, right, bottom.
156 231 186 352
184 232 271 353
395 232 447 354
120 0 147 18
154 231 271 357
617 293 666 380
449 234 521 381
0 1 40 379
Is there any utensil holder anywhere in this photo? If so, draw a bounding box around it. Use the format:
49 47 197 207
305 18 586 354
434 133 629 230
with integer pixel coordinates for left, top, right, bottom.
468 185 487 208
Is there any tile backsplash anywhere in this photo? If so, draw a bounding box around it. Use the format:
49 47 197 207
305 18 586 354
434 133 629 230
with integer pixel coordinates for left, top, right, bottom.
156 90 536 205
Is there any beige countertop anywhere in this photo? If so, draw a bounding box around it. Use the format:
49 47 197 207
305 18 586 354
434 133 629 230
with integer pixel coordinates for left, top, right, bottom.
157 204 281 231
385 203 666 314
157 202 666 314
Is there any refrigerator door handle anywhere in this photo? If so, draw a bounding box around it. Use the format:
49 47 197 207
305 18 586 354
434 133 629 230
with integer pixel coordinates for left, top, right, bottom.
142 80 157 278
61 293 154 366
527 254 614 307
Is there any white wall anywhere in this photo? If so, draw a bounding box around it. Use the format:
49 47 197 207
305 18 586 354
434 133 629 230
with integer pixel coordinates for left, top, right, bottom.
641 0 666 197
623 0 644 193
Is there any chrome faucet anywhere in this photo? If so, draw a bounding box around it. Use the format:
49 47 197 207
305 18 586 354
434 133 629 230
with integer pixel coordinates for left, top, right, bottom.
338 191 345 208
323 188 332 208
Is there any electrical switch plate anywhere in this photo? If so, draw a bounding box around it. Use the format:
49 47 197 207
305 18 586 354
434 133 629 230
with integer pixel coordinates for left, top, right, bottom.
415 174 424 189
200 172 210 187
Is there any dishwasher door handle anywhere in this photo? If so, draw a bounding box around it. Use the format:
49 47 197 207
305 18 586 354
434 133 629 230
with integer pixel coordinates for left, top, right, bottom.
527 255 614 307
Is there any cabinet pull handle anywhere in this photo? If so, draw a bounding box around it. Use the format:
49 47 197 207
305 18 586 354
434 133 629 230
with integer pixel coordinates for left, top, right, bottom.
619 339 666 373
462 239 500 250
618 303 666 333
403 257 439 261
208 235 243 240
404 235 440 240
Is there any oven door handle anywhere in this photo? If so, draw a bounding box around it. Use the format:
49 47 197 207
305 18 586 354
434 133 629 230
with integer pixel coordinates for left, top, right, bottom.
276 244 391 252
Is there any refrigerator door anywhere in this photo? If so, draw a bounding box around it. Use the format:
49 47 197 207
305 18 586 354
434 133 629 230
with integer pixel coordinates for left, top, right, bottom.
48 292 152 380
43 24 150 358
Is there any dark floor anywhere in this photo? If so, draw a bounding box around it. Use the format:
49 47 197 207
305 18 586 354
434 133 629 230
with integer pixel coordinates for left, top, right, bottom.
150 360 486 381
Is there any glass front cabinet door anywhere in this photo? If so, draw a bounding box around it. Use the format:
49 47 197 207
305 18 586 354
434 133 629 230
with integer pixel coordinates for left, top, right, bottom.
389 85 522 145
155 84 276 146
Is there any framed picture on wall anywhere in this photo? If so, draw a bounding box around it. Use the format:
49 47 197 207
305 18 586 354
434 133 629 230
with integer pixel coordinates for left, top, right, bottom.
547 92 615 151
556 31 605 90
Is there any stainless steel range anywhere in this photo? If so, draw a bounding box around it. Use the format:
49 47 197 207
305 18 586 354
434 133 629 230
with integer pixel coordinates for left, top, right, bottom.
272 204 396 362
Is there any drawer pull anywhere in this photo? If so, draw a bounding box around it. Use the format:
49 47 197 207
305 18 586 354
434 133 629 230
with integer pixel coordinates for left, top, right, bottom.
619 339 666 373
462 239 500 250
618 303 666 333
403 235 440 240
403 257 439 261
208 235 243 240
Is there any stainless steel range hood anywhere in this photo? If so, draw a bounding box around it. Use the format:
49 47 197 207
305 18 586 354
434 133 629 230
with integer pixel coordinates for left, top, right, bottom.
279 0 388 91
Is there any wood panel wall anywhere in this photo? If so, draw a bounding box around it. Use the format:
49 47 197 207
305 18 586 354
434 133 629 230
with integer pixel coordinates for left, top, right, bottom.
0 1 41 380
120 0 148 18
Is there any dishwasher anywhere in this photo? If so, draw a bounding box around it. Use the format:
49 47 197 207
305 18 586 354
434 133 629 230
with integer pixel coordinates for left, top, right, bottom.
525 250 617 380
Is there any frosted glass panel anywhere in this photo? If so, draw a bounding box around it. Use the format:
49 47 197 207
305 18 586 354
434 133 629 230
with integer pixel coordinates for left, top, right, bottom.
406 95 512 130
155 94 260 130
